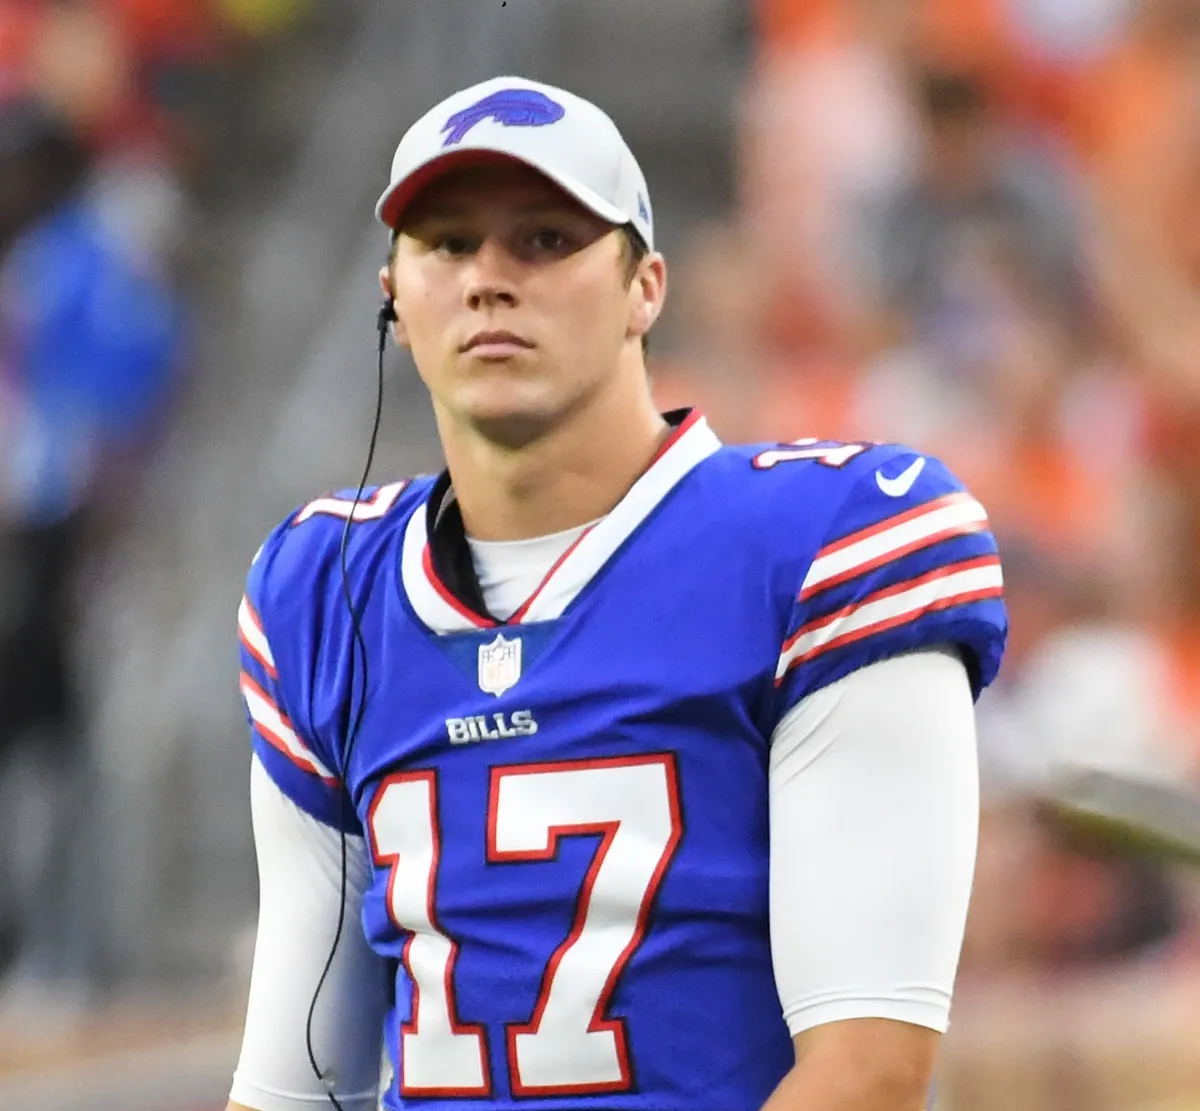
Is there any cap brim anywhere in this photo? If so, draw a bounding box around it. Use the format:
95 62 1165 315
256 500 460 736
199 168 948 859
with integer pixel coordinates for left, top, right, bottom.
375 146 630 231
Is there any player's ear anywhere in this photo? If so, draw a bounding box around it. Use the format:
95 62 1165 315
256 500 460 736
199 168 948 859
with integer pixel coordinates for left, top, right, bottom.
627 252 667 347
378 265 409 346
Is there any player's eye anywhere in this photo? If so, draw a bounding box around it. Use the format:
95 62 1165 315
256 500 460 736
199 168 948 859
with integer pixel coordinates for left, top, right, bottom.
435 233 476 257
529 228 569 254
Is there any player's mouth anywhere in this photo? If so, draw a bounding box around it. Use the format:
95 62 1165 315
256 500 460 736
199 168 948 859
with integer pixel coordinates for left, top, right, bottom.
460 330 535 359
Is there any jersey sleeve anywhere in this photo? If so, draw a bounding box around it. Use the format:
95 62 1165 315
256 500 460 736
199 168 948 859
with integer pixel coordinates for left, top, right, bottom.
238 517 357 833
773 449 1008 718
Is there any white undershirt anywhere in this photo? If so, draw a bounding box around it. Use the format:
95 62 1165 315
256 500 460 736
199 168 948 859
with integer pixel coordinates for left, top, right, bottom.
230 536 979 1111
469 520 595 619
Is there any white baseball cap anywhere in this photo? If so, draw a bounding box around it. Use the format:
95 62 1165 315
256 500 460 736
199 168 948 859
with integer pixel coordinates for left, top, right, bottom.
374 75 654 250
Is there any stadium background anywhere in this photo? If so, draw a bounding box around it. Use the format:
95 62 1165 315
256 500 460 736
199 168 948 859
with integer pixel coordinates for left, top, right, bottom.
1 1 1199 1108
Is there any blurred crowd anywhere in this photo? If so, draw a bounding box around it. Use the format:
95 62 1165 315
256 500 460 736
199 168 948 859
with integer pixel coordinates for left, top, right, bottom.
0 0 313 1001
656 0 1200 991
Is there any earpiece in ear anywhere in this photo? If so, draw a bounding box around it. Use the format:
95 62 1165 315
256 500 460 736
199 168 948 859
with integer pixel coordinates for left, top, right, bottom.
378 298 397 333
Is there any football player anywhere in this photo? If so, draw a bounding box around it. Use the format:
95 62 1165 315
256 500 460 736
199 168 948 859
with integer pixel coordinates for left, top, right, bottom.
227 77 1006 1111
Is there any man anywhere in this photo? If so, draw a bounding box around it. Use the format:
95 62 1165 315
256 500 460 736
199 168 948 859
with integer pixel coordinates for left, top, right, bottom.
0 97 90 976
228 76 1006 1111
0 97 183 994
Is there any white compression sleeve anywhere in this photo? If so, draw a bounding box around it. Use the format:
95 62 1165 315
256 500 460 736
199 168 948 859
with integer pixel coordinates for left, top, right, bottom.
768 648 980 1036
230 756 389 1111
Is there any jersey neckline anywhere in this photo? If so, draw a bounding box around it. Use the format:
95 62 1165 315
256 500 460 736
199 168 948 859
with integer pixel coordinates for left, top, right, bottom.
399 409 721 635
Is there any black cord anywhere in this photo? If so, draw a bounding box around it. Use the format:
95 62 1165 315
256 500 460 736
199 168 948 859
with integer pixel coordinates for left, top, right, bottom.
305 308 389 1110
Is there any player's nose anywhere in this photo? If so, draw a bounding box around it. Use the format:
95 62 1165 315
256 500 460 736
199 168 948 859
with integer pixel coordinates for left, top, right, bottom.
463 236 519 311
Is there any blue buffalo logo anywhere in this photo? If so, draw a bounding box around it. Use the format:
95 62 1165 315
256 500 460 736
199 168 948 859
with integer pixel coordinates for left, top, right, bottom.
441 88 566 147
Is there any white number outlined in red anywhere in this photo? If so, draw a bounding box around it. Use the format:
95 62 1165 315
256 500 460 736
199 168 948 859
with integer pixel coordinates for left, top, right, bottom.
292 480 410 525
368 771 491 1097
752 438 869 470
367 755 683 1098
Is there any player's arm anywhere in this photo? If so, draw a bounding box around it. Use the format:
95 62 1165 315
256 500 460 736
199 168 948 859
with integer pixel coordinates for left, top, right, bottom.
762 648 979 1110
231 527 389 1111
226 758 388 1111
762 1022 938 1111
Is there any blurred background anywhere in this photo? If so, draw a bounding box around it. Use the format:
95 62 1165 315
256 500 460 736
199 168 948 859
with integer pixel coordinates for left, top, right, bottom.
0 1 1198 1108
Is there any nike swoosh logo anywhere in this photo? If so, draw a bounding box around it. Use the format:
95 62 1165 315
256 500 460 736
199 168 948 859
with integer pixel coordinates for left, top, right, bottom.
875 457 926 497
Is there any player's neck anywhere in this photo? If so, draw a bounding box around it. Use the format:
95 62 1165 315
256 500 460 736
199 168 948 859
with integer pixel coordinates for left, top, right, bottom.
435 373 669 542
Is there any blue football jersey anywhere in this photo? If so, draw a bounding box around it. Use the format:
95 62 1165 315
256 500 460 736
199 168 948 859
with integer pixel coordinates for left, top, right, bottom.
237 412 1007 1111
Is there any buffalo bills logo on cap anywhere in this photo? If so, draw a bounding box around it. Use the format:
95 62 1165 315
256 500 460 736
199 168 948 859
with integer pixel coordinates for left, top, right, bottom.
441 88 566 148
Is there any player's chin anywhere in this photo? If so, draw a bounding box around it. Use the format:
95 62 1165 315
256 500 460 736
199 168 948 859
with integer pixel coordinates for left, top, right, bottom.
457 385 567 449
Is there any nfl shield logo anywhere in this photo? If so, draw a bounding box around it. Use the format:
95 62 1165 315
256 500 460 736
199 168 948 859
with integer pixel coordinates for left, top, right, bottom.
477 633 522 696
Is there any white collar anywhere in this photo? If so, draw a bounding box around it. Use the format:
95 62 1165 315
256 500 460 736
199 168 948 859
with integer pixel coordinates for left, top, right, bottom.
400 411 721 634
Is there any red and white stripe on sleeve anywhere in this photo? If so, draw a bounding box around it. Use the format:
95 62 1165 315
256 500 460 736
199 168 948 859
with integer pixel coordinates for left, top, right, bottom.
777 556 1003 680
240 671 338 784
238 595 278 678
799 492 989 601
777 491 1003 684
239 593 335 784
